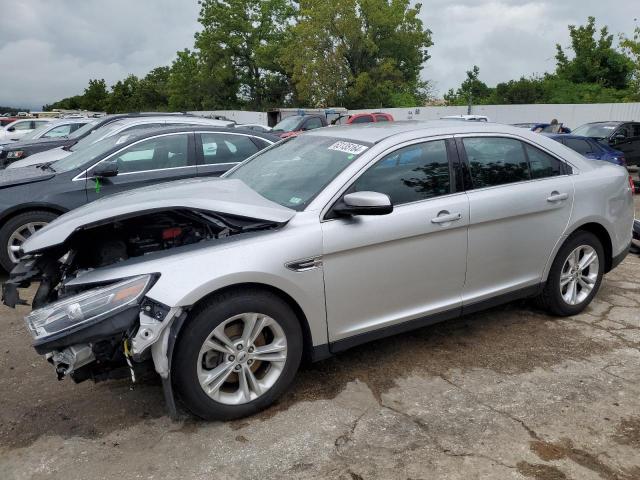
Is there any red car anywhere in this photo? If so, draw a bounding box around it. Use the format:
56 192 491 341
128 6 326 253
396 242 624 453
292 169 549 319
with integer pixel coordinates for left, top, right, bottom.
332 112 394 125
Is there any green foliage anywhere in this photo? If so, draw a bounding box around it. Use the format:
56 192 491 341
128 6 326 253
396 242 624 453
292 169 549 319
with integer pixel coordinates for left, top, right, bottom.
620 25 640 100
282 0 432 108
444 66 492 106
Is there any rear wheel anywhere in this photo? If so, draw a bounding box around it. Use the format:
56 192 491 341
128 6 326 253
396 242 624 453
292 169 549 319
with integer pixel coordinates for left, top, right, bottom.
173 289 303 420
0 210 59 271
538 231 604 316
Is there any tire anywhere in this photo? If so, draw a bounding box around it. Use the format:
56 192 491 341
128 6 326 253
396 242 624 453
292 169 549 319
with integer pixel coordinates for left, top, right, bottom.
537 231 605 316
0 210 59 272
172 288 303 420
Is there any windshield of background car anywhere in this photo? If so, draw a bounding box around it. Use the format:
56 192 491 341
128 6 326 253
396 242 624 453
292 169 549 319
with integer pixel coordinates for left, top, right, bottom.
272 116 302 132
572 123 620 139
70 120 128 152
53 134 137 172
19 122 56 140
67 119 99 139
226 135 372 210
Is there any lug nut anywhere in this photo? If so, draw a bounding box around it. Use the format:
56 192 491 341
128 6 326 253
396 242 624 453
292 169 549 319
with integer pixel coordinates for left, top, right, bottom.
234 364 242 371
248 346 254 353
237 344 243 351
228 355 235 362
247 359 254 366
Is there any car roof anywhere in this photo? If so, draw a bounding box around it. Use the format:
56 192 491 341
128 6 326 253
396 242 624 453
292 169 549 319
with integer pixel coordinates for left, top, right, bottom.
113 125 280 143
305 120 531 144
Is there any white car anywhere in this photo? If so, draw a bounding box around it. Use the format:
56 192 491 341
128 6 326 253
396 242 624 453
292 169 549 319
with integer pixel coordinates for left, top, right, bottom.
8 116 234 169
0 118 53 145
441 115 490 122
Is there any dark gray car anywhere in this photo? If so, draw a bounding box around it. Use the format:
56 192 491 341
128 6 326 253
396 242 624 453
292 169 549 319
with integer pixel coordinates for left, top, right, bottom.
0 126 277 270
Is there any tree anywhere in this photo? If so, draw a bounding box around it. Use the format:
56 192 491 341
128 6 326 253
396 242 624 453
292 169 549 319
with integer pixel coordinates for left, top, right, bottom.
136 67 170 111
282 0 433 108
620 24 640 100
80 79 109 111
167 50 204 111
196 0 295 110
106 74 141 113
494 77 545 104
556 16 632 90
444 66 493 106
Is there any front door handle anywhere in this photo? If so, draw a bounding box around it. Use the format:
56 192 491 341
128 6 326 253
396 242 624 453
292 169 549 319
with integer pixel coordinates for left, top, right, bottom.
547 192 569 203
431 211 462 224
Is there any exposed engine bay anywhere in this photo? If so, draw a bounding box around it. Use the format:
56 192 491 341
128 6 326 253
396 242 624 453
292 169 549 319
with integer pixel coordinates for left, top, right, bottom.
1 208 279 395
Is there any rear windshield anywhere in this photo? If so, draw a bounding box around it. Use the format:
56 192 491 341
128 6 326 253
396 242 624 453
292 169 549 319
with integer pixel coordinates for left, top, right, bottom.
572 123 620 139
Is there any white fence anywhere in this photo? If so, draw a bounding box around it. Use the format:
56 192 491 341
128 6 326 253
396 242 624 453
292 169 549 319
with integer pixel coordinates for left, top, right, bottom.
193 103 640 129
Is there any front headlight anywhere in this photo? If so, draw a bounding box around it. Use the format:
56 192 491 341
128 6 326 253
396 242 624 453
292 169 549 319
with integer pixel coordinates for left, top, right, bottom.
7 150 24 159
25 275 152 341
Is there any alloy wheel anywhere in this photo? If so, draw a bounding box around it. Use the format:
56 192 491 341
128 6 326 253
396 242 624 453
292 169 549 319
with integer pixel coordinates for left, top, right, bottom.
559 245 599 306
7 221 47 264
196 312 288 405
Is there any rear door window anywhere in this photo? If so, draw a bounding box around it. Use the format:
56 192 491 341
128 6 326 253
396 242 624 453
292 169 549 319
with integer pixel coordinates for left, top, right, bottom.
462 137 530 188
303 117 324 130
199 133 260 164
42 124 74 138
525 144 565 179
374 115 390 122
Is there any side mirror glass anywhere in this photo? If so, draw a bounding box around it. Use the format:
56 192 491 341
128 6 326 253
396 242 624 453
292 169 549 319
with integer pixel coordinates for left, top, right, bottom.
7 126 15 132
334 191 393 216
612 133 627 143
93 160 118 178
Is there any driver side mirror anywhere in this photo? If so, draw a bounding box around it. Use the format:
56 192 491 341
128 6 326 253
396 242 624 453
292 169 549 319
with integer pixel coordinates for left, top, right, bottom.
7 126 15 132
93 160 118 178
333 191 393 216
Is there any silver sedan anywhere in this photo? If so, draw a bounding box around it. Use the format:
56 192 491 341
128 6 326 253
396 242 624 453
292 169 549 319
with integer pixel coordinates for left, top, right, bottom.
4 121 634 420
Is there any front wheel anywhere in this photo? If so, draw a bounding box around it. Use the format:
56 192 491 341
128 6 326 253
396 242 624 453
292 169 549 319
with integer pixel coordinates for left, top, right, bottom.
0 210 59 271
538 231 604 316
173 289 303 420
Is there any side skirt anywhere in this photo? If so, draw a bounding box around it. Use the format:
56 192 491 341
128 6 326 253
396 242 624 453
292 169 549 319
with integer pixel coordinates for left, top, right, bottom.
318 284 543 358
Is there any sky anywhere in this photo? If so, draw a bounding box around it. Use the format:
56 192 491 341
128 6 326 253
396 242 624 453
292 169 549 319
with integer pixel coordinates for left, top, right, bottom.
0 0 636 109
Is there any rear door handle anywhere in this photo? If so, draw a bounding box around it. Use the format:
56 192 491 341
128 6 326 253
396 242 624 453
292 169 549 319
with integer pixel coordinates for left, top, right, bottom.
431 212 462 224
547 192 568 203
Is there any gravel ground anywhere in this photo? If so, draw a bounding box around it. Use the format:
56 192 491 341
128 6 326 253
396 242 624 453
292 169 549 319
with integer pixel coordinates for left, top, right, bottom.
1 199 639 480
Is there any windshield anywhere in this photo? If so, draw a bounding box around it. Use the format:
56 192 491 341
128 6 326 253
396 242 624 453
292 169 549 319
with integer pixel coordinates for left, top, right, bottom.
272 116 302 132
53 134 136 172
572 123 619 139
70 121 124 152
226 135 371 210
67 119 99 139
19 123 56 140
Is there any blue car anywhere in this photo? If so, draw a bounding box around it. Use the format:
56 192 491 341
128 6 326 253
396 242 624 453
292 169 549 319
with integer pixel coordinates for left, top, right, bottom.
545 133 626 166
513 123 572 134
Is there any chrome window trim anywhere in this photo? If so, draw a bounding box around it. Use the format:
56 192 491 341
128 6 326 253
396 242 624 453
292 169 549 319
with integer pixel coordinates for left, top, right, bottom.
319 134 457 222
72 131 192 182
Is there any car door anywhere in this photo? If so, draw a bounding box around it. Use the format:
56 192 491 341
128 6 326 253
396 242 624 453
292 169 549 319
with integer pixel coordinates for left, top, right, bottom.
609 124 637 165
321 138 469 344
195 132 262 177
458 135 574 309
85 132 197 202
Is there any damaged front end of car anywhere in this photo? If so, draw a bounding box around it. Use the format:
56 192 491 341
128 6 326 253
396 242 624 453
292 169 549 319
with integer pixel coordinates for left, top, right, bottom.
2 203 287 416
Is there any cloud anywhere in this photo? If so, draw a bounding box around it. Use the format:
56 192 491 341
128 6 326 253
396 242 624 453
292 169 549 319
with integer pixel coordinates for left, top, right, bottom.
0 0 636 107
0 0 200 109
417 0 638 96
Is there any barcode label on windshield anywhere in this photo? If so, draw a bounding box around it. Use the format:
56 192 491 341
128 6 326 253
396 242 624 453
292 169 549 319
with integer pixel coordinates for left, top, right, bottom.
328 141 368 155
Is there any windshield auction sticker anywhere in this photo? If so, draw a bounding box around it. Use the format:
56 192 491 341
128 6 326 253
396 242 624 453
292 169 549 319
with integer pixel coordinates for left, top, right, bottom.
328 141 369 155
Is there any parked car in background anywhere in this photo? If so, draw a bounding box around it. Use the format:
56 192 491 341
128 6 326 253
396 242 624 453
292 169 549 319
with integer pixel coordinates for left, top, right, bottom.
7 115 234 169
0 126 277 271
0 118 52 145
544 133 627 166
514 123 572 134
271 114 328 138
0 117 18 127
236 124 272 133
3 121 633 420
0 119 91 168
331 112 394 125
572 121 640 166
441 114 490 122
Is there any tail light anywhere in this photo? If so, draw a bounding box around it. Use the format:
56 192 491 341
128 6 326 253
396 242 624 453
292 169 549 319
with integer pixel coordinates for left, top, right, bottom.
629 175 636 195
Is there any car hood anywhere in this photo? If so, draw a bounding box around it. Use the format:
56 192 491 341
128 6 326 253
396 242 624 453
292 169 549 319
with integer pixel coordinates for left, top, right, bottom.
4 137 71 150
0 166 55 190
22 178 296 254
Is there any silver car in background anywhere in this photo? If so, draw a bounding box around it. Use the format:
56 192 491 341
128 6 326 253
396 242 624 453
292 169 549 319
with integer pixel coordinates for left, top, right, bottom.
3 121 633 420
8 115 235 169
